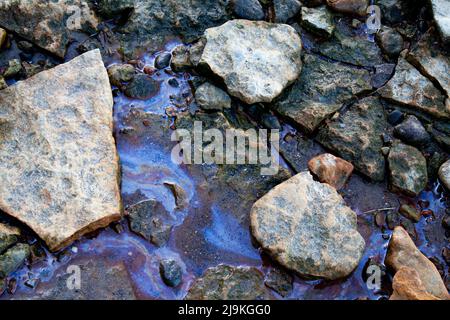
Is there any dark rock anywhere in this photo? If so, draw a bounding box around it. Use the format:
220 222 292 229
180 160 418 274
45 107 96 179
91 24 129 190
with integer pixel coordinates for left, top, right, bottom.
264 268 293 297
386 212 400 230
376 27 404 57
442 215 450 230
232 0 265 20
372 64 396 88
168 78 179 88
261 113 281 130
160 259 183 287
17 41 34 53
0 223 20 255
443 247 450 266
300 6 335 38
274 0 302 23
107 64 135 87
97 0 135 19
0 243 30 278
399 204 421 223
394 115 431 147
124 74 159 100
387 109 404 126
154 52 172 69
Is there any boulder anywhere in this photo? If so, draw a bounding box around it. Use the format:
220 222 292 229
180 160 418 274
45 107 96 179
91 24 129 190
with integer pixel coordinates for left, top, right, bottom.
308 153 354 190
316 97 387 181
390 267 440 300
438 159 450 191
388 143 428 196
0 50 122 251
385 227 449 300
430 0 450 44
250 172 365 280
200 19 302 104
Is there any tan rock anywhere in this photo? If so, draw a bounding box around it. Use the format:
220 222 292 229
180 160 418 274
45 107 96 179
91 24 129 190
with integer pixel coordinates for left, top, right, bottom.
326 0 369 16
385 227 449 300
0 49 122 251
390 267 440 300
308 153 354 190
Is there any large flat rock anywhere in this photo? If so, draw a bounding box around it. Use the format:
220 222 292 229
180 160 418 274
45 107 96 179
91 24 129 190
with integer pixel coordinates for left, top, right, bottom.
250 172 365 280
200 19 303 104
430 0 450 44
0 49 121 251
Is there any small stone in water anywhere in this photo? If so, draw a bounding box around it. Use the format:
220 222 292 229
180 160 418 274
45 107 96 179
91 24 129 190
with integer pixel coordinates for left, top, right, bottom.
168 78 179 88
375 211 386 228
399 204 421 223
124 74 159 100
155 52 172 69
160 259 183 287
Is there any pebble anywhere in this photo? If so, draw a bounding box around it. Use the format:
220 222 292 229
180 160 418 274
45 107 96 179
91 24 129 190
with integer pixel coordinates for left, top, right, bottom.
159 259 183 287
154 52 172 69
232 0 265 20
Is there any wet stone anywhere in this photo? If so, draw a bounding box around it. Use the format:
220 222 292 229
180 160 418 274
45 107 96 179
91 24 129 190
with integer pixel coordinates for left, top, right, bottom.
3 59 22 79
0 243 30 278
154 52 172 70
387 109 404 126
430 0 450 44
308 153 354 190
438 160 450 192
393 115 430 148
160 259 183 287
232 0 265 20
390 267 440 300
371 64 396 89
0 28 6 49
399 204 421 223
376 27 404 57
0 223 20 255
124 74 159 100
264 268 293 297
107 64 135 87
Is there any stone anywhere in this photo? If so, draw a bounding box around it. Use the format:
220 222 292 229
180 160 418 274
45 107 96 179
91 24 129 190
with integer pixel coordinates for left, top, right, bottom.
188 38 206 67
399 204 421 223
159 259 183 287
186 264 271 300
301 6 335 38
127 199 174 246
388 143 428 196
96 0 135 19
154 52 172 70
124 74 159 100
264 268 293 297
0 223 20 255
316 97 387 181
0 243 30 278
170 45 192 71
250 172 365 280
376 27 404 57
232 0 265 20
3 59 22 79
200 20 302 104
273 54 372 133
390 267 440 300
0 76 6 90
274 0 302 23
438 160 450 191
107 64 135 87
430 0 450 44
0 28 6 49
378 0 407 25
371 64 396 88
385 227 449 300
0 0 98 58
379 57 449 120
393 115 430 148
326 0 369 16
195 83 232 111
387 109 404 126
308 153 354 190
0 50 122 251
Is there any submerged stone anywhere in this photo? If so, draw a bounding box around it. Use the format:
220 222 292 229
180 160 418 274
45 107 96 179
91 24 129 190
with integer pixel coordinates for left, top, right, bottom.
159 259 183 287
0 50 122 251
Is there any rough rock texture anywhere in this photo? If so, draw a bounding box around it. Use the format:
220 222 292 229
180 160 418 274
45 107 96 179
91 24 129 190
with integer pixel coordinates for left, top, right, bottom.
300 6 335 38
232 0 265 20
159 259 183 287
264 268 293 297
388 143 428 196
308 153 354 190
326 0 369 16
385 227 449 300
107 64 135 87
376 27 404 57
200 20 303 104
431 0 450 44
0 50 122 251
316 97 387 181
393 115 431 147
274 0 302 23
186 264 271 300
273 54 372 133
0 243 30 278
0 0 98 58
390 267 440 300
250 172 365 280
439 160 450 191
195 83 231 111
0 223 20 254
379 57 449 119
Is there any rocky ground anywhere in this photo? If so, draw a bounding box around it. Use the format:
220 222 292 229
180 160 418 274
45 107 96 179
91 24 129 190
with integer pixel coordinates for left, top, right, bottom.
0 0 449 300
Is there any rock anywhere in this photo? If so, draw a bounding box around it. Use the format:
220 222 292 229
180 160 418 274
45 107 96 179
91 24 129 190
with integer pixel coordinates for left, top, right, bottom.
399 204 421 223
186 265 271 300
188 38 206 67
127 199 174 246
438 160 450 191
388 143 428 196
273 54 372 133
200 19 302 104
0 243 30 278
195 83 232 111
0 0 98 58
274 0 302 23
124 74 159 100
393 115 431 148
379 57 449 120
387 109 404 126
3 59 22 79
385 227 449 300
316 97 387 181
371 63 396 88
170 45 192 71
0 223 20 255
300 6 335 38
308 153 354 190
390 267 440 300
96 0 135 19
107 64 135 87
376 27 404 57
264 268 293 297
430 0 450 44
0 76 6 90
0 50 122 251
154 52 172 70
378 0 408 25
250 172 365 280
159 259 183 287
326 0 369 16
232 0 265 20
0 28 6 49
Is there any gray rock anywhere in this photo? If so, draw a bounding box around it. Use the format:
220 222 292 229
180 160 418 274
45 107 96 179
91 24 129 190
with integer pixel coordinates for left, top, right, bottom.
0 50 122 252
195 83 231 111
372 63 396 88
300 6 335 38
186 264 272 300
232 0 265 20
0 223 20 255
124 74 159 100
316 97 387 181
0 243 30 278
394 115 431 147
379 57 449 120
159 259 183 287
250 172 365 280
273 54 372 133
438 160 450 191
430 0 450 44
274 0 302 23
376 27 404 57
388 143 428 196
264 268 293 297
107 64 135 87
171 45 192 71
200 19 302 104
154 52 172 69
